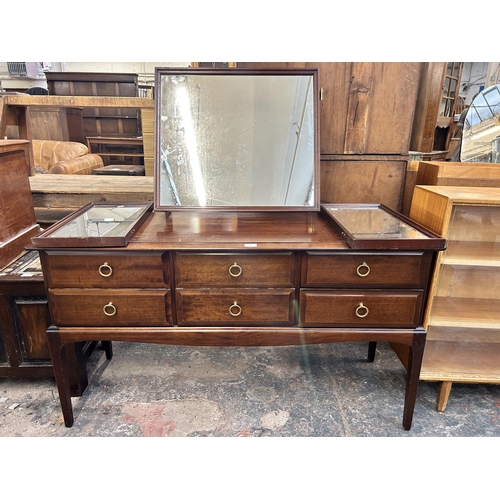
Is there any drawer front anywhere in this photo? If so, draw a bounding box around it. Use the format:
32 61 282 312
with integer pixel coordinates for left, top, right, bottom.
42 251 168 288
301 252 431 288
48 289 172 326
175 288 296 326
174 252 296 287
300 290 424 327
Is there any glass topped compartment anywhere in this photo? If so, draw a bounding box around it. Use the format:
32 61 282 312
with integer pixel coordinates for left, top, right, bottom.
321 204 446 250
154 67 320 211
31 202 153 248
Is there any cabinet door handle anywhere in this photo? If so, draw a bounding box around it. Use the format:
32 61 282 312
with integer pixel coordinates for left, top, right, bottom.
99 262 113 277
228 262 242 278
355 302 369 318
103 302 117 316
356 262 371 277
229 300 242 317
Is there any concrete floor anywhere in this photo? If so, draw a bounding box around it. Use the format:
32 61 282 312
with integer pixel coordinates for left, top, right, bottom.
1 340 500 437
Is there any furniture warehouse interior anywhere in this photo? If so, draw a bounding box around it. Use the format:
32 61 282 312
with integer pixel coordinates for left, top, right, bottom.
26 67 447 430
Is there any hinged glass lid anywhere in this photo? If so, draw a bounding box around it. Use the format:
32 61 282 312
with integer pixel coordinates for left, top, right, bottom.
321 204 446 250
31 202 153 248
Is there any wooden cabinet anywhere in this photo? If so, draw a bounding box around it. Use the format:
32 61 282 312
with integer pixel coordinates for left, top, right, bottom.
409 185 500 412
33 208 444 430
0 140 101 388
45 72 141 139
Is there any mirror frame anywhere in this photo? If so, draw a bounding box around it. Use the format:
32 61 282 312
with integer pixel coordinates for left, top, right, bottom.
153 67 321 212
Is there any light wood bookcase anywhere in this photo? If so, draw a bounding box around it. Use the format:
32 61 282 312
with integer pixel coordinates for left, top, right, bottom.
410 185 500 412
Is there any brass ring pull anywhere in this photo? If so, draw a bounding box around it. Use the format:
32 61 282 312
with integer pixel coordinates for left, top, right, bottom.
356 262 371 277
103 302 117 317
355 302 369 318
228 262 242 278
229 301 242 317
99 262 113 277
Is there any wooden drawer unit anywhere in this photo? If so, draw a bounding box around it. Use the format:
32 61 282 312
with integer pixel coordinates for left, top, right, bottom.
32 209 445 431
174 252 296 288
176 288 295 326
301 251 432 288
41 251 169 288
48 289 172 327
300 290 424 328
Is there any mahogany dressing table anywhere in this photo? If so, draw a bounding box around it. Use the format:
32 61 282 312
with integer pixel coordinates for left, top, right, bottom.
31 68 445 430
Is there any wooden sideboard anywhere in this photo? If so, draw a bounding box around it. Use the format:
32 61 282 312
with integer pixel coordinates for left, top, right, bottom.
32 207 445 430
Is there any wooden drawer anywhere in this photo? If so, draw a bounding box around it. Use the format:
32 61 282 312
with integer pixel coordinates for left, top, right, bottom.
42 251 168 288
175 288 296 326
48 289 172 326
300 290 424 327
174 252 296 287
301 252 431 288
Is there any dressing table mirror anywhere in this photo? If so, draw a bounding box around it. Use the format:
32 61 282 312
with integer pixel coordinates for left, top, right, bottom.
32 67 446 431
154 67 320 211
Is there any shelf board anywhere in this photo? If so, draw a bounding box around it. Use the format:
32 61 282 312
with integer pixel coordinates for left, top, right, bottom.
430 297 500 327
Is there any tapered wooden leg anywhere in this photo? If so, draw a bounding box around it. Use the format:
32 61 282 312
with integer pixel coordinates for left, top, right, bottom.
436 381 452 413
402 331 426 430
367 341 377 362
46 326 74 427
102 341 113 360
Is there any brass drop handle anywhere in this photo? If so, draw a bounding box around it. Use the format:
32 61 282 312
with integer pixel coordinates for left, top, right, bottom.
229 300 242 317
356 262 371 277
228 262 242 278
99 262 113 277
103 302 117 317
355 302 369 318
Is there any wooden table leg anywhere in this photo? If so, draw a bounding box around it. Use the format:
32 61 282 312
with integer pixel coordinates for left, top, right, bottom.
402 331 426 430
46 326 74 427
367 341 377 362
102 341 113 360
436 381 452 413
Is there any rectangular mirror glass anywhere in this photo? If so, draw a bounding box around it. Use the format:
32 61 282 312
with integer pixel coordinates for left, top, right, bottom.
154 68 320 211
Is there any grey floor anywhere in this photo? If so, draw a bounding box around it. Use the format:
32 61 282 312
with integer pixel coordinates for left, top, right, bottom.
1 340 499 437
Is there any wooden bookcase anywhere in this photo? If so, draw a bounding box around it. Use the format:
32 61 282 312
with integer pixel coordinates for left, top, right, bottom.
409 185 500 412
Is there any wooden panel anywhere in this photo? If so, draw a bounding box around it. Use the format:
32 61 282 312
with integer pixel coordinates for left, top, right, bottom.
410 63 447 153
29 174 154 211
308 62 420 155
46 72 141 139
174 252 295 287
48 288 172 326
175 288 295 326
14 297 51 360
320 156 406 211
416 161 500 187
302 252 430 288
0 141 39 268
300 290 423 327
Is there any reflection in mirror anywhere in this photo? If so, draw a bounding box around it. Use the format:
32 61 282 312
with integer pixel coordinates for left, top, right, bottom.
461 84 500 162
47 205 148 239
154 68 319 211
